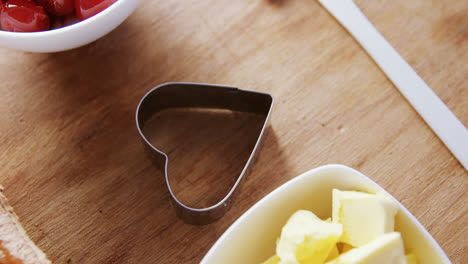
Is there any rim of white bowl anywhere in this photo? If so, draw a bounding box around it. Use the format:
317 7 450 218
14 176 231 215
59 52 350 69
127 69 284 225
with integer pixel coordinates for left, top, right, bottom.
0 0 141 52
201 164 451 264
0 0 128 38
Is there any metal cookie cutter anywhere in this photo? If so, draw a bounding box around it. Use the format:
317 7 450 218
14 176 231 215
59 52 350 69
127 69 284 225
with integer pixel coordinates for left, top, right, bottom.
136 82 273 225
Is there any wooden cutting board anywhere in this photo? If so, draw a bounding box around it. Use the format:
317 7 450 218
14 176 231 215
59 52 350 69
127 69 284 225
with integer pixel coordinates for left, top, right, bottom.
0 0 466 263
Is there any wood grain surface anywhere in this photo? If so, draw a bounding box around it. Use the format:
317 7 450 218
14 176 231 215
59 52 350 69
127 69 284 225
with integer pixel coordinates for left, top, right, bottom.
0 0 467 263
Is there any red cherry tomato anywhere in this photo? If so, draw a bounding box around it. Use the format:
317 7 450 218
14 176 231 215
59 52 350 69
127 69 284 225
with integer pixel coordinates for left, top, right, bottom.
75 0 116 20
35 0 75 16
0 0 50 32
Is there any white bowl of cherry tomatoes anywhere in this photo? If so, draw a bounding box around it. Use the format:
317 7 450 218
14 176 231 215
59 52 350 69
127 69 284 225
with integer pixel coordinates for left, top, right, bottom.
0 0 141 52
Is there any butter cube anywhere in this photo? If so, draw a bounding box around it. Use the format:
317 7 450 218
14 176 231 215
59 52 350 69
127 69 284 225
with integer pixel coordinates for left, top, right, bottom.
405 252 419 264
277 210 343 264
332 189 398 247
326 232 407 264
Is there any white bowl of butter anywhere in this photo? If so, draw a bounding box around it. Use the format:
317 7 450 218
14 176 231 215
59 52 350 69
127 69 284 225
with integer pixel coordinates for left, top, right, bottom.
201 164 451 264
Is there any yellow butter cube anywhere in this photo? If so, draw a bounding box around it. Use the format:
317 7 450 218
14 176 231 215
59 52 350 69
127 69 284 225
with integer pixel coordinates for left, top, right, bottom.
326 232 407 264
276 210 343 264
332 189 398 247
405 252 419 264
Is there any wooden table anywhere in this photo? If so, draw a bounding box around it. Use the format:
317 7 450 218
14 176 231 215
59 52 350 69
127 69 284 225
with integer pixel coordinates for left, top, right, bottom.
0 0 466 263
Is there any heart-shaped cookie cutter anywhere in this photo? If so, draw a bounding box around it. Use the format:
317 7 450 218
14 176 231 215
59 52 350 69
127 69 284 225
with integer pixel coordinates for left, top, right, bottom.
136 82 273 224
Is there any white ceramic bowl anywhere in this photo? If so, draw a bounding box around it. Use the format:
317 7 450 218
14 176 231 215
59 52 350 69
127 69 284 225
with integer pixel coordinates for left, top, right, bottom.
0 0 141 52
201 164 451 264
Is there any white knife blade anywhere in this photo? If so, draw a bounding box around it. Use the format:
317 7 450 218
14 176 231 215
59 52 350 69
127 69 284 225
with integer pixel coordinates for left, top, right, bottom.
319 0 468 170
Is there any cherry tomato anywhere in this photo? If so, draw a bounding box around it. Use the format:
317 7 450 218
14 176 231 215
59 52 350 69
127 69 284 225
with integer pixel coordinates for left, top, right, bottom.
75 0 116 20
35 0 75 16
0 0 50 32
